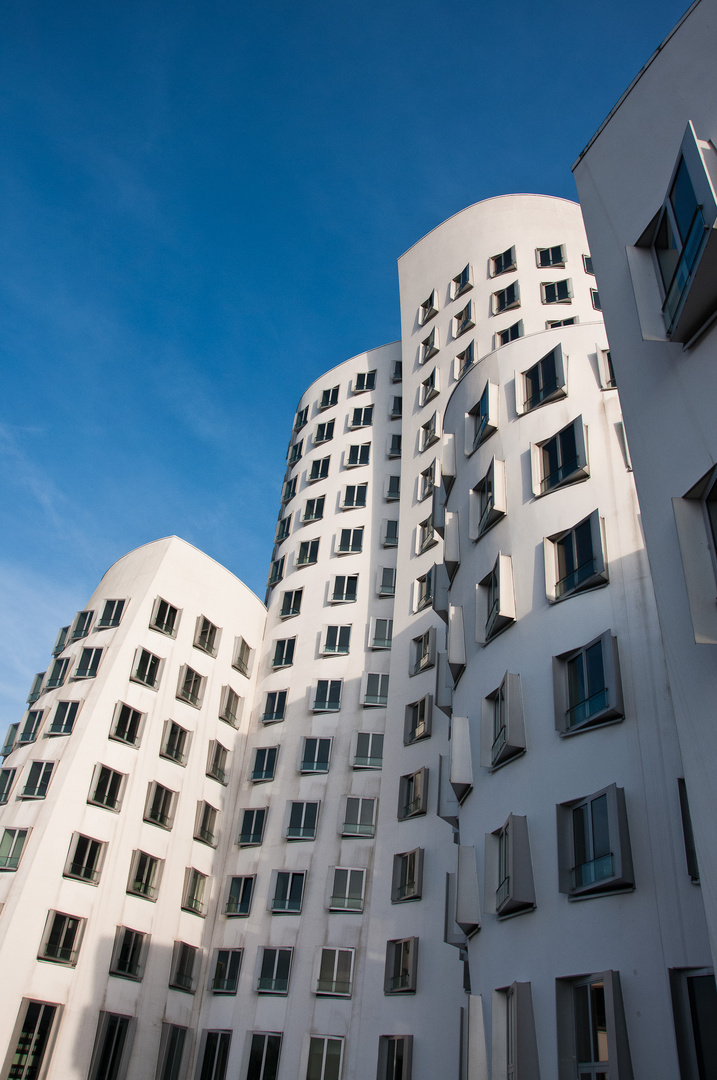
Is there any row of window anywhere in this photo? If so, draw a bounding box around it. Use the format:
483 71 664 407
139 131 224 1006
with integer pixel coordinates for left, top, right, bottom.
268 556 398 600
276 503 399 549
279 474 403 518
267 620 394 671
293 399 402 439
260 671 389 719
287 434 405 475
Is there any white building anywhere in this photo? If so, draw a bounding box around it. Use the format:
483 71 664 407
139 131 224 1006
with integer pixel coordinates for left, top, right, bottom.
1 189 714 1080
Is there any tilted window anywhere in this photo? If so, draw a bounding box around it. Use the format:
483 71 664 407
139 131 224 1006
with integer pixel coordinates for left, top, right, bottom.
488 815 536 917
303 496 325 522
492 282 519 315
64 833 106 884
194 801 219 847
468 380 498 453
377 1037 413 1080
295 406 309 431
478 554 516 642
470 457 507 539
319 386 339 410
110 702 142 745
452 263 473 298
315 419 334 443
301 737 331 773
497 320 522 347
347 443 370 467
272 637 296 667
518 344 566 413
161 720 190 764
398 769 428 820
262 690 287 723
392 849 423 902
271 872 305 914
342 797 376 837
353 731 383 769
329 868 365 912
384 938 418 994
491 246 516 276
378 566 396 596
280 589 302 618
337 528 363 554
454 299 476 335
350 406 373 428
553 631 623 735
176 665 205 708
233 636 253 676
343 483 367 509
354 370 376 392
482 672 525 769
317 947 354 995
533 416 588 495
0 827 29 871
40 911 84 966
75 648 102 679
421 326 439 363
420 290 437 324
127 850 163 901
89 764 125 811
541 278 572 304
110 927 148 980
363 672 389 706
247 1034 282 1080
313 680 342 712
286 801 319 841
144 782 177 830
211 949 242 994
545 510 608 602
323 625 351 655
404 695 432 745
98 599 125 628
182 867 208 916
169 941 198 991
257 947 293 993
226 875 254 916
537 244 565 267
308 456 330 482
332 575 358 603
557 784 634 898
131 647 162 689
556 971 633 1080
21 761 54 799
239 806 267 843
276 513 291 542
150 597 179 637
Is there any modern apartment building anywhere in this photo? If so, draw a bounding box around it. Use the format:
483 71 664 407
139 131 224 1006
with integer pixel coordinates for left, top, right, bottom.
1 185 714 1078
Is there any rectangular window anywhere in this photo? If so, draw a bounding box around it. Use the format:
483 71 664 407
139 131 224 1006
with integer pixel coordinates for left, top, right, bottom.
272 638 296 667
276 513 292 542
53 627 70 656
498 320 522 347
247 1033 282 1080
3 725 18 758
315 420 335 444
415 569 433 611
354 370 376 392
194 801 218 847
455 299 476 335
546 316 577 328
536 417 588 494
131 648 162 689
328 864 365 913
309 456 330 482
378 567 396 596
151 597 179 637
392 849 423 902
483 672 525 769
0 768 16 805
383 520 399 548
350 406 373 428
19 710 42 744
207 741 228 784
553 631 623 734
541 278 572 304
347 443 370 467
226 875 254 915
182 868 208 916
161 720 190 765
5 1000 59 1080
233 637 253 677
591 288 602 311
546 511 607 601
377 1037 413 1080
295 406 308 431
452 263 473 298
40 911 84 965
219 685 241 728
303 496 325 523
331 575 358 603
110 702 141 745
317 948 354 996
398 769 428 820
422 413 439 452
404 695 432 744
342 797 376 837
169 941 198 991
557 784 634 898
297 539 320 566
97 600 125 628
386 475 401 501
456 340 475 379
110 927 148 980
420 290 437 323
364 673 389 706
556 971 633 1080
306 1038 344 1080
195 616 220 657
46 658 69 689
371 618 393 649
239 807 267 844
282 478 297 503
127 850 163 900
0 827 29 871
75 647 102 679
258 947 293 992
155 1024 188 1080
338 527 363 554
21 761 54 799
262 690 287 722
471 457 507 539
198 1032 231 1080
410 629 435 675
88 1013 134 1080
211 949 242 994
479 554 516 642
319 386 339 410
144 782 176 830
301 737 331 773
272 872 305 914
313 680 342 712
323 625 351 655
391 396 403 419
252 748 277 781
288 440 302 465
491 815 536 916
65 833 105 884
421 368 438 405
27 672 45 703
492 283 519 315
71 610 93 640
354 732 383 769
343 483 367 509
521 345 566 412
491 246 516 276
421 326 439 363
388 433 402 458
280 589 303 618
286 801 319 840
537 244 565 267
176 665 205 708
419 461 435 501
384 939 418 994
89 764 125 811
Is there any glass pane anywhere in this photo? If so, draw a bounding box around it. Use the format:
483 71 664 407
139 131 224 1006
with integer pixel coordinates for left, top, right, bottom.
591 794 610 860
590 981 609 1062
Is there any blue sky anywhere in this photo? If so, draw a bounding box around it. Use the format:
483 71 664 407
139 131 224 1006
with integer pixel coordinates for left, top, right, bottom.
0 0 689 727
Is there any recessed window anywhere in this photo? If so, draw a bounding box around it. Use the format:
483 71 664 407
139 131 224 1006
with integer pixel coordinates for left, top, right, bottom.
454 299 476 335
420 370 438 408
169 941 198 991
75 647 102 679
378 566 396 597
176 665 205 708
498 320 522 347
388 433 402 458
239 806 267 842
492 283 519 315
393 359 403 381
537 244 565 268
144 782 177 830
308 456 330 482
110 927 148 980
377 1037 413 1080
363 672 389 706
281 478 296 504
195 616 220 657
382 519 398 549
150 597 179 637
483 672 525 769
271 872 305 914
0 827 29 871
21 761 54 799
2 724 18 757
329 869 365 912
233 637 253 677
211 949 242 994
219 685 242 728
272 639 296 669
70 610 93 641
7 1002 59 1080
319 386 339 410
354 370 376 393
258 947 293 992
40 911 84 966
0 768 16 805
306 1038 344 1080
45 658 69 689
386 475 401 501
27 672 45 702
342 483 367 510
89 764 125 811
452 263 473 298
97 599 125 628
420 290 437 324
87 1013 134 1080
583 254 594 275
557 972 633 1080
546 510 608 602
410 628 435 676
226 875 254 916
65 833 106 884
419 461 435 501
519 345 566 413
398 768 428 820
53 626 70 655
456 340 475 379
207 741 229 784
332 575 358 603
286 801 319 840
391 396 403 419
384 938 418 994
110 702 142 746
288 439 302 466
392 849 423 902
301 737 331 773
317 948 354 996
156 1025 189 1080
342 796 376 837
491 246 516 276
315 420 335 444
546 316 577 328
303 496 325 522
194 801 219 847
313 680 342 712
557 784 634 898
370 618 393 649
421 413 439 451
280 589 302 618
295 406 309 431
467 378 498 455
338 527 363 554
18 710 42 744
182 867 208 916
353 731 383 769
350 406 373 428
553 631 623 735
541 279 572 304
404 695 431 744
196 1032 231 1080
323 625 351 655
591 288 602 311
297 539 319 567
471 457 506 539
490 814 535 916
479 554 516 642
160 720 190 765
346 443 370 468
534 416 588 495
262 690 287 723
131 647 162 690
127 850 163 901
421 326 439 363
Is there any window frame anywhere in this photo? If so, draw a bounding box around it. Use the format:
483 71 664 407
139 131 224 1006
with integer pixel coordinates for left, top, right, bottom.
169 940 199 992
397 768 428 821
557 784 634 899
481 672 525 769
517 344 567 414
88 763 126 812
328 867 366 913
126 849 163 901
491 246 516 277
383 938 418 995
182 867 209 916
555 971 634 1080
315 947 355 996
532 416 589 496
160 719 191 765
545 510 608 602
536 244 566 268
87 1013 135 1080
39 910 85 967
130 647 163 690
150 597 180 638
487 814 536 917
109 926 149 981
109 702 143 747
64 832 106 885
404 695 432 745
391 849 424 903
477 553 516 643
553 630 623 736
239 806 268 844
342 795 377 838
257 947 293 994
492 281 520 316
470 457 507 539
225 874 255 916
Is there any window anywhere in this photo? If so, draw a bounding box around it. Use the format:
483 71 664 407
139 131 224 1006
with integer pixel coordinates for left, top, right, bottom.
370 618 392 649
239 807 267 844
383 519 398 547
350 406 373 428
27 672 45 703
535 416 588 494
332 575 358 603
272 638 296 667
415 568 433 611
89 764 125 811
247 1034 282 1080
384 939 418 994
421 326 439 362
211 949 242 994
483 672 525 769
583 254 594 275
590 287 602 311
537 244 565 267
419 461 435 500
65 833 105 883
197 1032 231 1080
471 457 507 539
347 443 370 467
498 320 522 347
598 349 617 389
452 263 472 297
177 665 205 708
110 702 141 745
219 685 241 728
295 406 309 431
301 737 331 774
252 747 278 781
421 413 439 451
307 1038 344 1080
378 567 396 597
161 720 190 764
297 538 320 566
144 782 177 830
226 875 254 915
556 972 633 1080
553 631 623 735
303 496 325 522
280 589 302 617
491 246 516 276
233 637 254 676
258 947 293 992
343 483 367 509
317 948 354 995
323 625 351 655
309 456 330 482
492 283 519 315
151 597 179 637
207 741 228 784
386 475 400 501
21 761 54 799
70 610 93 640
404 695 431 744
18 710 42 744
46 657 69 689
410 628 435 675
330 868 365 912
276 513 292 542
546 316 577 328
391 396 403 419
195 616 220 657
195 801 218 846
456 340 475 378
479 554 516 642
319 386 339 410
541 279 572 304
98 599 125 628
398 769 428 820
392 849 423 902
5 1000 59 1080
388 433 402 458
131 647 162 689
262 690 287 722
420 290 437 323
53 626 70 655
364 672 389 706
288 440 302 465
557 784 634 898
343 797 376 837
169 941 198 991
127 850 162 900
338 527 363 554
0 827 29 871
110 927 147 980
315 419 334 444
0 768 16 804
2 724 18 757
281 478 296 504
87 1013 134 1080
377 1037 413 1080
313 680 342 712
354 731 383 768
182 867 208 915
546 511 607 602
40 911 84 965
520 345 566 412
393 359 402 381
490 815 535 916
155 1024 188 1080
75 647 102 679
272 871 305 914
354 370 376 392
420 370 438 408
287 801 319 840
678 779 700 884
454 299 475 335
